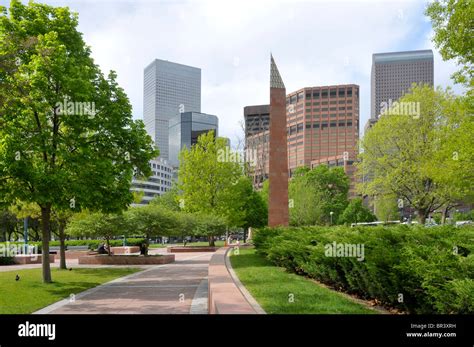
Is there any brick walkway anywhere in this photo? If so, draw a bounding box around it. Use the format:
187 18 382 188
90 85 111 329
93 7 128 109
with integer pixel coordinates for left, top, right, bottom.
33 250 213 314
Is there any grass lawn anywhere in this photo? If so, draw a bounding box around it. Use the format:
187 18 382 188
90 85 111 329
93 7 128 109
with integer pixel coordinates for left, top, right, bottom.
230 248 378 314
148 244 168 248
0 267 141 314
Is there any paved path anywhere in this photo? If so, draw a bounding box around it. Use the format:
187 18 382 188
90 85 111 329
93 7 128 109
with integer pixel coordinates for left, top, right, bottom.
34 250 213 314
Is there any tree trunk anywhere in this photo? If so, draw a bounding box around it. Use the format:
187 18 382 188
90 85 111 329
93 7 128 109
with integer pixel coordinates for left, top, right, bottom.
142 236 149 256
208 235 215 247
59 221 67 270
243 228 248 243
41 205 52 283
441 205 451 225
417 210 427 225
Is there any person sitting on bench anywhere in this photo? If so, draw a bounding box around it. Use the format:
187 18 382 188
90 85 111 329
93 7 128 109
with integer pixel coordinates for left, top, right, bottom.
98 243 108 254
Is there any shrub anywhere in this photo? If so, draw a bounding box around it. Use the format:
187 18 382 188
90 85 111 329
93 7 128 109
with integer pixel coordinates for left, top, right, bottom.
253 225 474 314
0 256 15 265
0 238 146 251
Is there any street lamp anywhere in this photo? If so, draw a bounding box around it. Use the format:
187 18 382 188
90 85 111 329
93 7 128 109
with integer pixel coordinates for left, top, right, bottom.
330 211 334 225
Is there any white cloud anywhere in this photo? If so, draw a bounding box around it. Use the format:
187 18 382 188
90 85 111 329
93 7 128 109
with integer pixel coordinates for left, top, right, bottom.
5 0 465 147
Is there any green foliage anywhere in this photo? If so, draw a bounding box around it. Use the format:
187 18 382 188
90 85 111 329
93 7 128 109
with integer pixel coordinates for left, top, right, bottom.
0 0 157 213
0 256 15 265
289 165 349 226
338 198 377 225
357 85 474 223
253 225 474 314
178 131 243 224
426 0 474 88
230 248 376 314
66 212 129 253
0 238 146 251
0 0 157 280
230 177 267 230
193 213 227 238
125 204 179 254
150 185 181 211
374 194 400 222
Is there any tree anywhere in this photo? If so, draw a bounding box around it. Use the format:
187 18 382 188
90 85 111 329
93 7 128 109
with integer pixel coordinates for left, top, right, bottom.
66 211 128 255
9 200 42 241
193 213 227 243
150 185 181 211
228 177 267 241
289 165 349 226
125 205 179 255
426 0 474 88
357 85 473 224
0 1 156 282
0 209 19 241
176 212 198 245
374 194 400 223
338 198 377 225
178 131 242 245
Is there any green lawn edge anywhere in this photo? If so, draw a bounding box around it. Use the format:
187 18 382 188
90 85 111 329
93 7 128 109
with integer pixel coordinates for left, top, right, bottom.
230 248 378 314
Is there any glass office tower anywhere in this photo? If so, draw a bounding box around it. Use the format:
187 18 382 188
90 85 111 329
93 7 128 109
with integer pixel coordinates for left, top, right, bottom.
168 112 218 167
143 59 201 160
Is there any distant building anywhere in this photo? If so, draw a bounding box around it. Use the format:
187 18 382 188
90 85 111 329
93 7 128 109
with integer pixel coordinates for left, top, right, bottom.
143 59 201 160
131 158 173 205
245 84 360 197
168 112 218 167
244 104 270 138
244 105 270 188
367 50 434 129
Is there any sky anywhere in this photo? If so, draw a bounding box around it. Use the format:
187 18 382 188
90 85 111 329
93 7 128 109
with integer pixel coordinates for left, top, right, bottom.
1 0 466 147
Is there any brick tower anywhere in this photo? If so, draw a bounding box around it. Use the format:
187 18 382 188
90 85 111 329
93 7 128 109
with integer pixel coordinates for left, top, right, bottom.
268 55 289 227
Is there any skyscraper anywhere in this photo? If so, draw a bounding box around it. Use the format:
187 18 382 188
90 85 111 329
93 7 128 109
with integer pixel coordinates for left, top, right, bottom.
143 59 201 159
168 111 219 167
244 84 360 197
369 50 434 127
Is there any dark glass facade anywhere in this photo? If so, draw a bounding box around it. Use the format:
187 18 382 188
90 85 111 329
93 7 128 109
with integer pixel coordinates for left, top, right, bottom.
168 112 218 167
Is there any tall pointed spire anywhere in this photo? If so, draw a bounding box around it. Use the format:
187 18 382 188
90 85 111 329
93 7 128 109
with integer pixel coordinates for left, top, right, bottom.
270 54 285 89
268 54 289 227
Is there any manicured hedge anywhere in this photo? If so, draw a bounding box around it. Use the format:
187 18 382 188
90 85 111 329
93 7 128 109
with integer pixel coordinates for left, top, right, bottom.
253 225 474 314
0 257 15 265
0 238 146 252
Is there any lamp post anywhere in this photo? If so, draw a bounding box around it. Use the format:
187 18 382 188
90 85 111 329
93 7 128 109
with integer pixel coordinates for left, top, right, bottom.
330 211 334 226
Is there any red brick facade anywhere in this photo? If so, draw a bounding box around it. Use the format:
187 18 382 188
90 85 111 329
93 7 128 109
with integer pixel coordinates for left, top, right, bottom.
268 84 289 226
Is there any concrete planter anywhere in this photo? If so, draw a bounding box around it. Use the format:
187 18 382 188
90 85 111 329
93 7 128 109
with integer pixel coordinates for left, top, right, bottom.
110 246 140 255
78 254 175 265
13 254 55 265
54 250 93 261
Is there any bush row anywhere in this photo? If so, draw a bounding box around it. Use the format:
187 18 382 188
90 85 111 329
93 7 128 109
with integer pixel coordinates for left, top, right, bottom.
0 238 146 251
0 256 15 265
253 225 474 314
